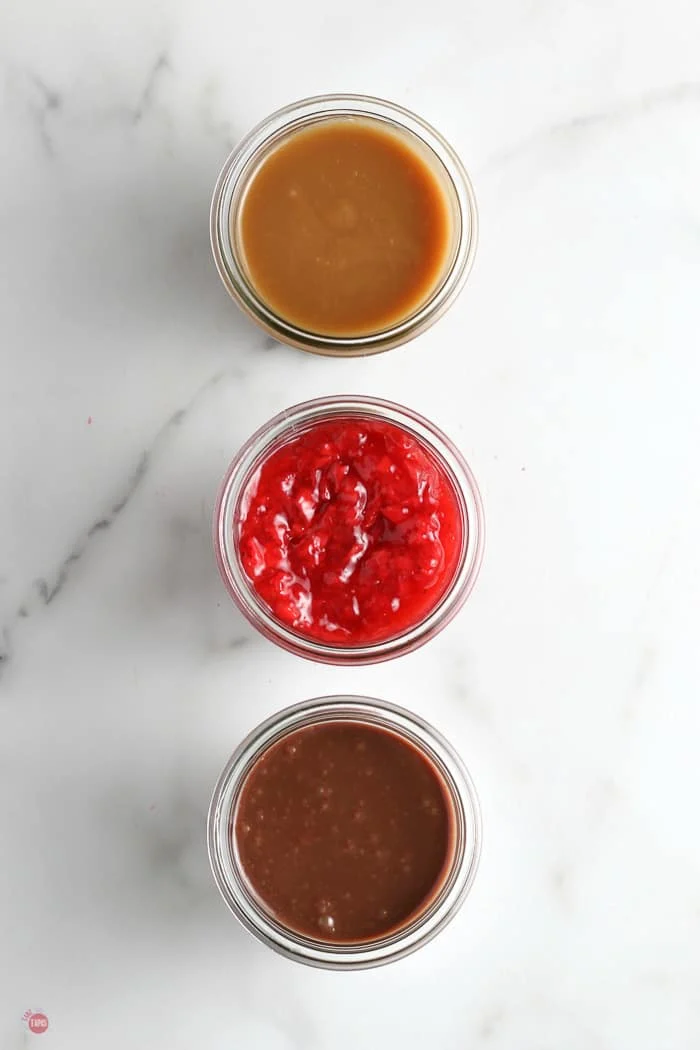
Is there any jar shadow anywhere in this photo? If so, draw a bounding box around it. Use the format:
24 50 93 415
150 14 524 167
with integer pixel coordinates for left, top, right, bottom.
111 449 260 655
29 118 276 364
36 754 253 961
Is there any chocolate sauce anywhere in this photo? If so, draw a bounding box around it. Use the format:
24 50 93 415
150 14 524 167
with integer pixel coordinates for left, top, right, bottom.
234 721 453 942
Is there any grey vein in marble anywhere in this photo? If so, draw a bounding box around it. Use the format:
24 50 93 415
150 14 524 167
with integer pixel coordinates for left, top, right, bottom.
482 79 700 171
132 52 171 125
25 72 62 156
0 371 227 672
0 626 11 666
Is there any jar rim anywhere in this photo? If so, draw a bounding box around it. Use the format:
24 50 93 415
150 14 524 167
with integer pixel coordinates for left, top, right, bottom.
207 695 482 969
210 93 478 357
213 395 485 665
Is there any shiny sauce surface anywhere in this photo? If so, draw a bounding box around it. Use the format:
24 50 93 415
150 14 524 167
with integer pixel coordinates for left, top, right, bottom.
234 721 453 942
237 418 463 645
237 118 452 336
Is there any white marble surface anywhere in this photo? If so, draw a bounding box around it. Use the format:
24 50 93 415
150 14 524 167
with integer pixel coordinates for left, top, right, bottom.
2 0 700 1046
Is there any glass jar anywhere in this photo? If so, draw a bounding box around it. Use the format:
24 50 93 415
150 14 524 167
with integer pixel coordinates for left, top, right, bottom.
210 93 478 357
208 695 482 969
213 395 485 665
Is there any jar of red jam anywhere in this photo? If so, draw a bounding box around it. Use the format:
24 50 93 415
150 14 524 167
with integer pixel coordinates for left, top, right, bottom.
214 396 484 664
211 94 478 357
208 695 482 969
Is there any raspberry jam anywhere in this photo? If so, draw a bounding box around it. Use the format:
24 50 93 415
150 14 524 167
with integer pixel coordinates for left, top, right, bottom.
236 418 463 645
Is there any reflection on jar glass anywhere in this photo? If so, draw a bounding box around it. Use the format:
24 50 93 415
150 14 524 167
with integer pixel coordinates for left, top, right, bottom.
213 396 485 665
208 695 482 969
211 94 478 357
